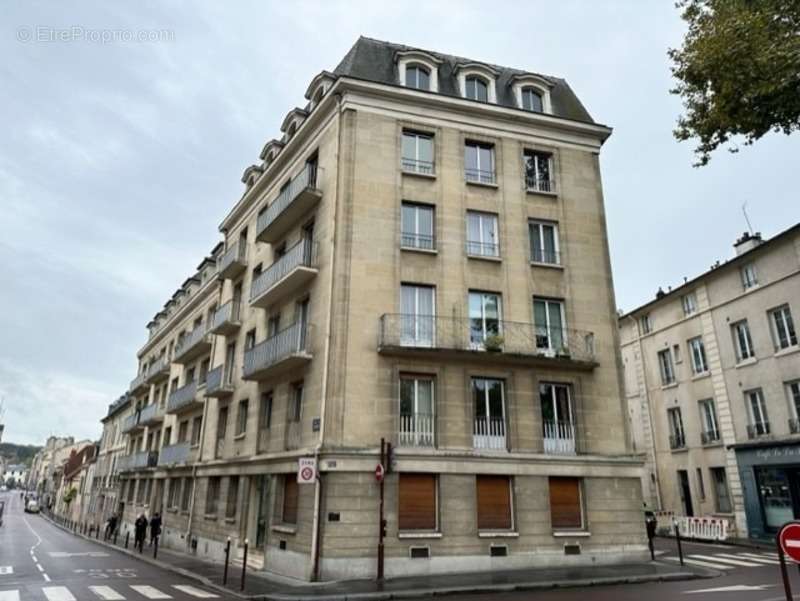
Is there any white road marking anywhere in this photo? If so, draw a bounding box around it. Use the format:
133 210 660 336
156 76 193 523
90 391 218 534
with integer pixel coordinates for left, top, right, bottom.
48 552 109 558
0 591 20 601
664 556 734 570
718 552 779 565
0 566 12 575
21 515 49 582
89 586 126 600
688 554 762 567
42 586 77 601
36 564 44 572
172 584 219 598
684 584 773 594
43 574 51 583
130 585 172 599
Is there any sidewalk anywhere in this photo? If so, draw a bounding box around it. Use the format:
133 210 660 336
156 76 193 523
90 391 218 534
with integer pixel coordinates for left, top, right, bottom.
45 515 707 600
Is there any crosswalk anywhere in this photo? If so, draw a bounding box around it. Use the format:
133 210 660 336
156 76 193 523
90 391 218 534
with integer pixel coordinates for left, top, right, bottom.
663 550 783 570
0 584 219 600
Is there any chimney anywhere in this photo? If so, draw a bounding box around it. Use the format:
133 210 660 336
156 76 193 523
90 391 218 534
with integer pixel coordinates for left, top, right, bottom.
734 231 763 256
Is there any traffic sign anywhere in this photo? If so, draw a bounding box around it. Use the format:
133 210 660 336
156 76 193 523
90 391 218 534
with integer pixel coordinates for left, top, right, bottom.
297 457 317 484
375 463 385 482
779 522 800 563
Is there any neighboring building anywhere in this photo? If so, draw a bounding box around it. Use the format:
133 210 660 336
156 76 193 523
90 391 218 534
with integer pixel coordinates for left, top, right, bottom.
2 463 27 486
54 443 97 523
620 225 800 540
28 436 90 509
112 37 644 581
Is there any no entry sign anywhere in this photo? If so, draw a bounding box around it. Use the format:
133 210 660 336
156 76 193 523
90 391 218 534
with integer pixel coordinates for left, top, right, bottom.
375 463 385 482
297 457 317 484
779 522 800 563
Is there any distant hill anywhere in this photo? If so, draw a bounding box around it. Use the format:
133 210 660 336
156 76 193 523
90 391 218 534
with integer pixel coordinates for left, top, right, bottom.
0 442 42 467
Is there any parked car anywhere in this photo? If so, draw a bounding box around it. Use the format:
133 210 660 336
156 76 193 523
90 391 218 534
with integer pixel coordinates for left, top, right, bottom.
25 500 40 514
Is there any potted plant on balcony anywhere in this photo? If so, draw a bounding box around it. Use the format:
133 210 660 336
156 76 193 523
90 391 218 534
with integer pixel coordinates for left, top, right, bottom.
483 334 504 352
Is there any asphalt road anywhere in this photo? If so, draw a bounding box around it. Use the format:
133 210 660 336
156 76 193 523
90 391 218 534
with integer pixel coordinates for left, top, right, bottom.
0 491 221 601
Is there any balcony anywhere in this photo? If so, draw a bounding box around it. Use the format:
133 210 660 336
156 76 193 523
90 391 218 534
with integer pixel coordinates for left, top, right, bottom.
205 365 234 398
525 175 556 195
250 240 318 309
145 356 170 385
543 420 576 455
157 442 193 468
701 430 721 445
473 417 506 451
217 243 247 280
209 301 242 336
117 450 158 473
465 167 496 185
255 164 322 244
378 315 596 370
121 412 142 434
747 422 771 439
129 371 148 395
243 321 311 381
138 402 164 427
173 324 213 365
669 434 686 450
167 381 202 415
398 414 434 447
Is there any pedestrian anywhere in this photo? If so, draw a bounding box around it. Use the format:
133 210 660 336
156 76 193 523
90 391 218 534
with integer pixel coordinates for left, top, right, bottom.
105 513 118 541
134 513 148 552
149 512 162 546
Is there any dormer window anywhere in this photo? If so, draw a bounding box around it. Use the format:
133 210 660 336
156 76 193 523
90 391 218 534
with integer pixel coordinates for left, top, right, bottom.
521 87 544 112
465 76 489 102
405 64 430 90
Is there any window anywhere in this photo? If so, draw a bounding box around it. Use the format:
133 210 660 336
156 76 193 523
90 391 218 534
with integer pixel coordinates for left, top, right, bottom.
180 478 193 511
401 131 434 175
741 263 758 289
191 416 202 446
469 291 502 348
523 150 553 193
696 468 706 501
540 383 575 454
405 64 430 90
533 297 565 352
400 284 435 347
259 392 273 430
466 211 499 257
667 407 685 449
205 476 220 515
688 337 709 374
464 141 495 184
732 320 755 362
788 381 800 423
549 477 583 530
472 377 506 450
673 344 682 364
399 375 434 447
226 476 239 519
640 314 652 334
476 475 512 530
769 305 797 350
521 87 544 112
465 76 489 102
290 383 303 423
710 467 732 513
127 480 135 503
282 475 298 524
178 420 189 443
267 315 280 338
217 406 228 441
401 203 435 250
698 399 720 443
136 478 146 504
682 292 698 316
167 478 180 509
237 399 249 436
399 474 437 530
746 389 769 437
529 220 559 265
245 329 256 351
657 349 675 385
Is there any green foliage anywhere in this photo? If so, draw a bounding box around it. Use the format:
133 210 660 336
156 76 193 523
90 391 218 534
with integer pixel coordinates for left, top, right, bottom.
0 442 41 467
4 477 16 490
669 0 800 165
63 487 77 505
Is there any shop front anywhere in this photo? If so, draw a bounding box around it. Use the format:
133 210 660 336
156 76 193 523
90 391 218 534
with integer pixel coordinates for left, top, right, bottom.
735 441 800 540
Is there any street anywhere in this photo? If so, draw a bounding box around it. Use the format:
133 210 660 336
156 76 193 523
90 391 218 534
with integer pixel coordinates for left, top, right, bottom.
0 491 221 600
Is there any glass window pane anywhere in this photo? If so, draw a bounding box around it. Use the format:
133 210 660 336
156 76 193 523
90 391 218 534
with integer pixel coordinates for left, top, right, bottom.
418 206 433 238
400 379 414 415
401 205 415 236
488 380 503 417
419 136 433 164
473 379 487 418
540 384 555 422
465 144 478 172
476 79 488 102
418 68 430 90
402 134 415 161
417 380 433 415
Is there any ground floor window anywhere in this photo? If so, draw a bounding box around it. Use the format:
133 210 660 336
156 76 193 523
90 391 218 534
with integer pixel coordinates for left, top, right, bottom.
549 477 583 530
282 475 298 525
476 475 512 530
206 477 220 515
180 478 193 512
756 467 793 529
226 476 239 519
710 467 732 513
167 478 180 509
398 473 437 531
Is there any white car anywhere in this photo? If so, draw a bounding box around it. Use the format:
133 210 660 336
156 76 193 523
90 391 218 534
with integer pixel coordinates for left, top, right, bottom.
25 500 40 514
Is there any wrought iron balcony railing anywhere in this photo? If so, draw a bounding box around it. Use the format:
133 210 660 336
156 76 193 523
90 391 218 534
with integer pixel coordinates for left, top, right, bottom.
401 158 435 175
525 176 556 194
205 364 234 398
129 371 148 394
747 422 770 439
157 442 192 467
209 300 241 336
250 240 317 307
145 355 170 384
121 412 140 434
173 323 212 364
256 164 322 243
401 232 436 251
669 434 686 450
466 241 500 258
790 418 800 434
243 321 311 380
117 450 158 473
465 167 496 185
217 242 247 280
167 380 200 414
378 314 596 366
137 402 162 426
700 430 721 445
531 248 561 265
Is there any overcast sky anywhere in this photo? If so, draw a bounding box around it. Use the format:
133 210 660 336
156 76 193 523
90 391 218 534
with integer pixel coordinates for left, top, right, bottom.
1 1 798 445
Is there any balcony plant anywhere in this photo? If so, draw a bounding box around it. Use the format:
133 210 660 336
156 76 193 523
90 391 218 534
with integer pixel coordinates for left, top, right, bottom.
483 334 505 352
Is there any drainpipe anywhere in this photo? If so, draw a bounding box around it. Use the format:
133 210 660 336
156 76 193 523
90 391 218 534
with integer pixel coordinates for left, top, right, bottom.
309 92 343 582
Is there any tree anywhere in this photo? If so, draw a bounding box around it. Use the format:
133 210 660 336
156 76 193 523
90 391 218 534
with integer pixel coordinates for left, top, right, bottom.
63 487 77 507
5 477 16 490
669 0 800 165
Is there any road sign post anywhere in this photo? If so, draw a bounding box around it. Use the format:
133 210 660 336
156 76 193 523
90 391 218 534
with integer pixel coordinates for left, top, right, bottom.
776 522 800 601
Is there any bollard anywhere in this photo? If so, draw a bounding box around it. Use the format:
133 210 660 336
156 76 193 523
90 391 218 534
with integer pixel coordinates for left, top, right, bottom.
240 539 248 592
673 520 684 567
153 536 159 560
125 532 130 549
96 526 99 539
114 530 118 545
223 538 231 586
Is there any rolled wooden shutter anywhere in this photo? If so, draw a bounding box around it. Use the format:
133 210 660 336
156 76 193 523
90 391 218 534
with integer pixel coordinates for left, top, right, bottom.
476 475 512 530
399 474 436 530
283 476 298 524
549 477 582 529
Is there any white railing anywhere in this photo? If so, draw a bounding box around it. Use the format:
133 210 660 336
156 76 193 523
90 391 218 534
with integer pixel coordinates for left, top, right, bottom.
543 420 576 455
174 324 209 360
218 243 246 274
256 164 320 238
147 355 169 381
158 442 191 466
473 417 506 450
250 239 317 302
167 381 198 413
674 516 730 541
138 403 160 424
211 301 240 330
398 414 434 447
243 321 309 378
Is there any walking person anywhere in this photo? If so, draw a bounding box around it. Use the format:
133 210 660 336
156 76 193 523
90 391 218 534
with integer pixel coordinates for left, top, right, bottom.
105 513 118 541
149 512 162 546
134 513 148 553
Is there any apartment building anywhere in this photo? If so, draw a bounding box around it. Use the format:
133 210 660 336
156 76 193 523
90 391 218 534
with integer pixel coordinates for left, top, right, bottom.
113 37 645 580
620 225 800 540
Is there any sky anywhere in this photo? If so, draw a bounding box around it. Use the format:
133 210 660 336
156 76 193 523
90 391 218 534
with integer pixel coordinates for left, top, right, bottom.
1 1 798 445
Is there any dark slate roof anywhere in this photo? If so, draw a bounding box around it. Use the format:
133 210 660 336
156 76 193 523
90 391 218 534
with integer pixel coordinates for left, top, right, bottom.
333 36 595 124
